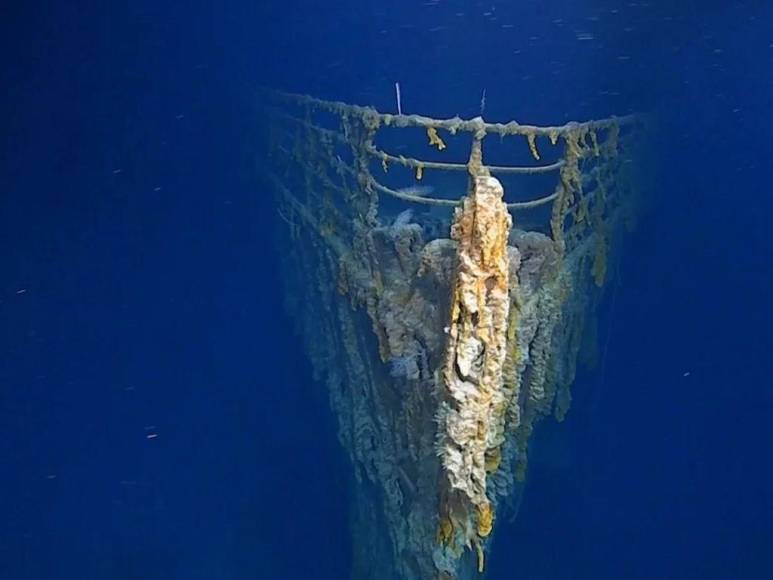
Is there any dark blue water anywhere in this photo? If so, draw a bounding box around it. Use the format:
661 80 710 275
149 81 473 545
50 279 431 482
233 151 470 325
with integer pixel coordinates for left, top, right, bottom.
2 1 771 579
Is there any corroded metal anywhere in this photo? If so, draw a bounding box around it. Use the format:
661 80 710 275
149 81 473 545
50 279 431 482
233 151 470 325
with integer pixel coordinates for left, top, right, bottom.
264 90 642 579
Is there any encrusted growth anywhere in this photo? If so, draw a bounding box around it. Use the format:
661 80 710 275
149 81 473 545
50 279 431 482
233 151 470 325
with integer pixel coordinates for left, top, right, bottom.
434 175 511 570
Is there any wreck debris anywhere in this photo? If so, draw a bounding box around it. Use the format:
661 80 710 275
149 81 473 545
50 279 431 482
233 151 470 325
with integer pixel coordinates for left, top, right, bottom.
263 90 643 579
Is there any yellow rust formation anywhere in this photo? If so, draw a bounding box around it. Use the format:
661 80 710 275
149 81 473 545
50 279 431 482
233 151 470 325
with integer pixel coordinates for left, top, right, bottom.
434 174 511 570
427 126 447 150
